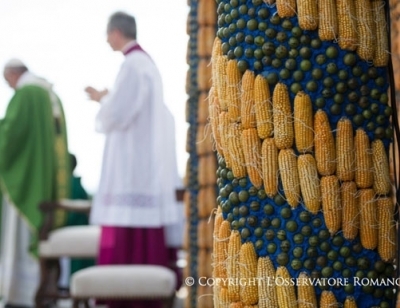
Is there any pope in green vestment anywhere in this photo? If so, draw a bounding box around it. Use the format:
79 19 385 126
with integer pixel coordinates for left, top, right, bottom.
0 59 70 307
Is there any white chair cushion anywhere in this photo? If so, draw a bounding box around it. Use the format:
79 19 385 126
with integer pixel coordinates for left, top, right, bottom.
39 225 100 258
71 265 176 299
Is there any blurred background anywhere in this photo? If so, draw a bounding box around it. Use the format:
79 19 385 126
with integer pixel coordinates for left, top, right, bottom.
0 0 189 194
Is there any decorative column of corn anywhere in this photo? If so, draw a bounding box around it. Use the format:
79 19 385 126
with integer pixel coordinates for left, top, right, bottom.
183 0 218 307
209 0 397 307
390 0 400 90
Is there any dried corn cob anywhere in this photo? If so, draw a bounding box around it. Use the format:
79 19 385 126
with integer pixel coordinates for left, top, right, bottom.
293 91 314 153
276 0 297 17
241 70 256 129
336 117 355 181
344 296 357 308
297 0 318 30
336 0 358 50
261 138 279 198
372 139 391 195
318 0 338 41
314 110 336 176
242 128 263 188
297 272 317 308
359 188 378 250
372 0 389 66
320 290 338 308
298 154 321 214
214 220 231 281
208 87 223 156
239 242 258 305
228 122 247 178
226 59 242 122
354 129 373 189
321 175 342 235
377 197 396 261
355 0 375 60
257 256 278 308
219 111 232 168
216 56 228 111
254 75 273 139
341 181 359 240
273 83 294 150
227 230 241 302
278 148 300 208
276 266 297 308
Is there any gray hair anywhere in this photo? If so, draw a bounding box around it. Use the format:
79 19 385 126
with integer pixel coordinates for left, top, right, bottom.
107 12 137 40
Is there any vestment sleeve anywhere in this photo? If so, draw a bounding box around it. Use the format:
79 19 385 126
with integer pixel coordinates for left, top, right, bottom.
95 61 149 133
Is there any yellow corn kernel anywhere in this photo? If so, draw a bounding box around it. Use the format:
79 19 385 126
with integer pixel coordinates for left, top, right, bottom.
321 175 342 235
341 181 359 241
278 148 300 208
355 0 375 60
359 188 378 250
336 0 358 50
372 139 391 195
297 154 321 214
226 59 242 122
344 296 357 308
241 128 263 188
257 256 278 308
216 55 228 111
377 197 396 262
320 290 338 308
336 117 355 181
254 75 273 139
276 266 297 308
293 91 314 153
354 129 373 189
241 70 256 129
239 242 258 305
297 272 317 308
314 109 336 176
261 138 279 198
227 230 241 302
372 0 389 67
220 286 229 305
209 87 223 156
214 221 231 281
276 0 297 17
297 0 318 30
219 111 232 168
229 303 244 308
228 122 247 178
273 83 293 149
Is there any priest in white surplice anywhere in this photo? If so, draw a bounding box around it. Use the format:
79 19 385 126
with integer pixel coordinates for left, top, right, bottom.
85 11 179 308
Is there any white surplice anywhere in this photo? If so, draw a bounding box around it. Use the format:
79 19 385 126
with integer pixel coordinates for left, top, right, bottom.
90 46 179 229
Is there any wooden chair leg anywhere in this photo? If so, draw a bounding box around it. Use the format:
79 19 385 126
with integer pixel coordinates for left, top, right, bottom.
35 258 61 308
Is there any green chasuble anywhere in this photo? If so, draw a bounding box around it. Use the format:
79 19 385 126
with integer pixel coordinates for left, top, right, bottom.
0 84 70 254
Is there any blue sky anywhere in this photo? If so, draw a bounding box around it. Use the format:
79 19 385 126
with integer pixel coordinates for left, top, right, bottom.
0 0 189 193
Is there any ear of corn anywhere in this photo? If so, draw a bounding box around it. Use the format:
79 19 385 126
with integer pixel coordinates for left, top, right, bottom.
228 123 247 178
297 272 317 308
336 117 355 181
226 59 242 122
242 128 263 188
336 0 358 50
355 0 375 60
216 56 228 111
241 70 256 129
314 110 336 176
214 221 231 281
320 290 338 308
273 83 294 150
229 303 245 308
341 181 359 240
278 149 301 208
254 75 273 139
372 0 389 67
377 197 396 262
276 266 297 308
321 175 342 235
208 87 223 156
261 138 279 198
318 0 338 41
372 139 391 195
293 91 314 153
297 154 321 214
213 208 224 308
219 111 232 168
227 230 241 302
344 296 357 308
239 242 259 305
276 0 297 17
296 0 318 30
257 256 278 308
359 188 378 250
354 129 373 189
